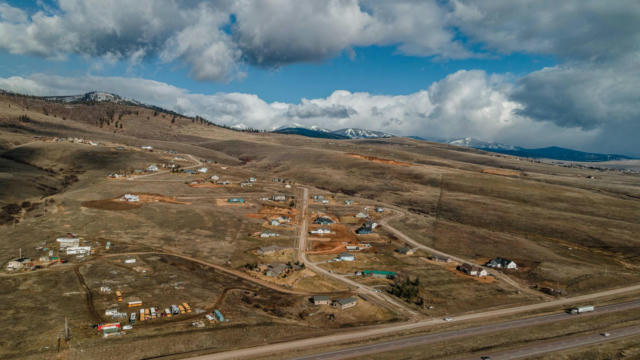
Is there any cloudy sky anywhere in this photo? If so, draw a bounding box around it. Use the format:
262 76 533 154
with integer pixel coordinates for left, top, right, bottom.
0 1 638 155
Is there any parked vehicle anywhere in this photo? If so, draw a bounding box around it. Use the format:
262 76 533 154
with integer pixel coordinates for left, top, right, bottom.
570 305 594 314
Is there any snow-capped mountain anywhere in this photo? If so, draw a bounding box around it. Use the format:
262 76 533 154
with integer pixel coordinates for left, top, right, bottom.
332 128 394 139
44 91 141 105
275 123 332 133
273 125 393 139
448 137 521 151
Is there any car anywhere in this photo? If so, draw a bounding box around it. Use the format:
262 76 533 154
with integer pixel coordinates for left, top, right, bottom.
601 332 610 337
443 317 453 322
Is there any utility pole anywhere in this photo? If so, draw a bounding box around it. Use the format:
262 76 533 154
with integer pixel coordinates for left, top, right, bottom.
64 316 70 341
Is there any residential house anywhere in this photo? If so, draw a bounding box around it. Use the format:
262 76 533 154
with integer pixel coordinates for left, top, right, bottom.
337 252 355 262
355 212 368 219
310 228 331 235
313 295 330 305
314 216 334 225
120 194 139 202
395 247 415 255
272 194 287 201
362 270 396 279
485 257 518 270
260 232 279 238
457 263 487 277
375 207 385 213
356 221 377 235
146 164 159 172
344 200 354 205
66 246 91 255
249 177 257 182
56 237 80 248
197 167 208 173
141 146 153 150
257 245 284 256
334 297 358 310
270 219 281 226
265 263 288 277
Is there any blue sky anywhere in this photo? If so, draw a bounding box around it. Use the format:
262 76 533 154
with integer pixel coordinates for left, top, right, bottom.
0 1 638 155
0 45 555 103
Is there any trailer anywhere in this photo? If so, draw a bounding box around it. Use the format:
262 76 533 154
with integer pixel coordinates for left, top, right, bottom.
214 309 225 322
570 305 595 314
182 302 192 313
171 305 180 315
128 300 142 308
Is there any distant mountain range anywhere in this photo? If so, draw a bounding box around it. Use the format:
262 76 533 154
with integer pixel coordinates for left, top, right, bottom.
4 90 633 162
446 137 635 162
273 126 393 139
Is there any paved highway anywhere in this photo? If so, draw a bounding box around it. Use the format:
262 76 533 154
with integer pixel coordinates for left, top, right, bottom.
290 299 640 359
182 282 640 360
459 325 640 360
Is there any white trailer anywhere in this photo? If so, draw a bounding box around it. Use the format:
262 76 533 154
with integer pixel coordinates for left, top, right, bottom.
570 305 595 314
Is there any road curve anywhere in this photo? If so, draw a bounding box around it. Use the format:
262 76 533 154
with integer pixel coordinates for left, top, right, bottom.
296 187 418 317
379 210 545 299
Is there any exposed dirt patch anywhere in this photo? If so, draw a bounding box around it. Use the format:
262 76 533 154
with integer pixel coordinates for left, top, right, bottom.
82 193 190 211
347 153 412 167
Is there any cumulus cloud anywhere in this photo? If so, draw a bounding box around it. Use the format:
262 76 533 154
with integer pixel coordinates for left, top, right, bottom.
0 0 470 77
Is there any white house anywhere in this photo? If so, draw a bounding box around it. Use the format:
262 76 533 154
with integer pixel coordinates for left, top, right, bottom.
338 253 355 262
141 145 153 150
310 228 331 235
198 167 208 173
120 194 139 202
56 237 80 248
66 246 91 255
485 257 518 270
147 164 159 172
355 212 368 218
260 232 279 238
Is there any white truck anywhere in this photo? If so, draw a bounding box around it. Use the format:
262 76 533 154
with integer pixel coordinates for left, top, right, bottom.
570 305 594 314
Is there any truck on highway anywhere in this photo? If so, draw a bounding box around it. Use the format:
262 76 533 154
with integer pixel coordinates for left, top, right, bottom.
570 305 595 314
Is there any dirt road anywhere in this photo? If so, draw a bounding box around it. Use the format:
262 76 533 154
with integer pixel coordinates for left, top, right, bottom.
296 187 418 317
379 210 545 299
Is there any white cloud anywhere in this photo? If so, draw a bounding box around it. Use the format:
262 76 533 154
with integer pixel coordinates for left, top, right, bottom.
0 71 606 153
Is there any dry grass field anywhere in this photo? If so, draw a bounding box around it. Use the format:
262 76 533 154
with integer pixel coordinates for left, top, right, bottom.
1 93 640 358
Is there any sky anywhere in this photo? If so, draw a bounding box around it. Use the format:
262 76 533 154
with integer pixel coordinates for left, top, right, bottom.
0 1 638 155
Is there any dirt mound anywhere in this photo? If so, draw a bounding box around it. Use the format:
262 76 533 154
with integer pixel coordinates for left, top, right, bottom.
347 153 412 167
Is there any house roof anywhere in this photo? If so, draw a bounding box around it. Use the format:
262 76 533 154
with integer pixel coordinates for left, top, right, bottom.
313 295 330 301
337 297 357 305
